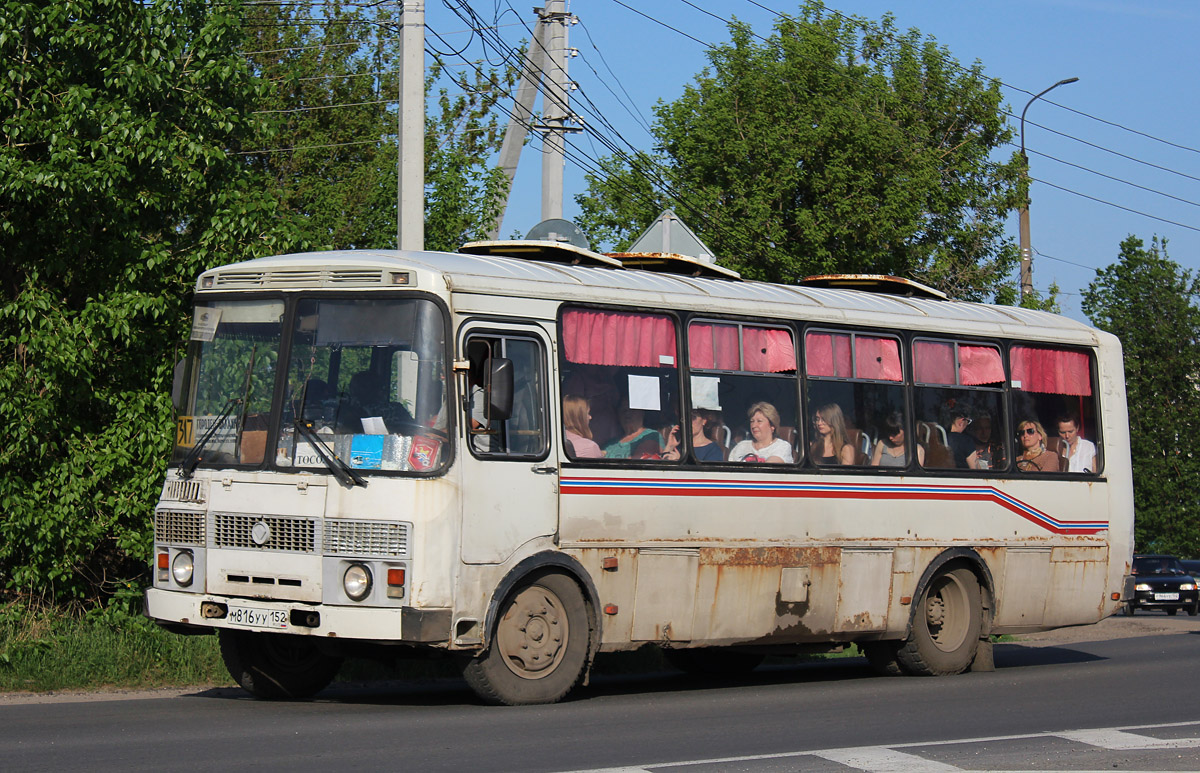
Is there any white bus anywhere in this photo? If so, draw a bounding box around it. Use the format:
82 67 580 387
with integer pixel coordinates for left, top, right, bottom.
145 240 1134 705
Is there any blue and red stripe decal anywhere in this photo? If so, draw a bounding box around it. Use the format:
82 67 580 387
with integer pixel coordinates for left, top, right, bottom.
560 475 1108 535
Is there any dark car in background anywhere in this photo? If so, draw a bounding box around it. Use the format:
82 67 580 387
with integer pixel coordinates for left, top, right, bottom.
1182 559 1200 588
1127 554 1199 616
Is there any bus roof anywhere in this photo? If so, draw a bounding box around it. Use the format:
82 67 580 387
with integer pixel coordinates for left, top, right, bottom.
198 248 1101 345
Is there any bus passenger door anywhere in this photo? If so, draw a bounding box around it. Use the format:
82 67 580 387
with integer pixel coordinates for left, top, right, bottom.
458 325 559 564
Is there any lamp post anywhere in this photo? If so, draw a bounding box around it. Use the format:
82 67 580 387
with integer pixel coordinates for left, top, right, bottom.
1018 76 1079 297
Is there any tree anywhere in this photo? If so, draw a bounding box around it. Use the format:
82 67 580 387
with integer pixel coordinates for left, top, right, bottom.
0 0 301 601
575 1 1024 302
1083 235 1200 555
242 2 514 251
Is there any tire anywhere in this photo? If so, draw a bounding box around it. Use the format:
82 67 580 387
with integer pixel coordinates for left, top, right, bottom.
896 566 982 676
1124 603 1136 616
219 630 342 700
1167 607 1179 616
664 647 765 677
1190 604 1198 617
461 572 591 705
861 641 906 676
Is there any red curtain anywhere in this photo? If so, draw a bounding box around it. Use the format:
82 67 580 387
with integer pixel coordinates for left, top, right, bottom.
687 323 739 370
914 340 955 384
855 336 902 381
960 345 1004 386
1010 345 1092 396
562 309 677 367
805 332 852 377
743 326 796 372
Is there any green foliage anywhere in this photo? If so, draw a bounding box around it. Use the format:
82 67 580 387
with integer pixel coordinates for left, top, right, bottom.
0 598 229 692
243 3 515 251
576 1 1023 301
1083 235 1200 555
0 0 302 601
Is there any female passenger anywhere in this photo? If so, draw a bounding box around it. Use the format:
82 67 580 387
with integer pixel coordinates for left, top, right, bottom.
562 395 602 458
728 402 793 464
1016 419 1061 472
870 412 924 467
811 403 855 465
603 401 663 459
663 410 724 462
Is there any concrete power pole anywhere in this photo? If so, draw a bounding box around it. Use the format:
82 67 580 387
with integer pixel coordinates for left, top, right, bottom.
539 0 569 222
486 24 546 239
397 1 425 251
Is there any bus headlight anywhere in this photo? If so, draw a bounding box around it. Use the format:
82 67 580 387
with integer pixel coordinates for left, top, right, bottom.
343 564 372 601
171 551 194 587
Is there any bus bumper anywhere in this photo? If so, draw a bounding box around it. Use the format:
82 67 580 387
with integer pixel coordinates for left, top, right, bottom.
144 588 450 643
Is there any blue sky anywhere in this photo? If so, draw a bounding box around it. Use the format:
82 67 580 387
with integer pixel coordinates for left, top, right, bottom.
426 1 1200 321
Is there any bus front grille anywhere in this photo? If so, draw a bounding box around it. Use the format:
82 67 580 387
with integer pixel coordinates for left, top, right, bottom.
155 510 206 546
213 513 316 553
324 520 410 558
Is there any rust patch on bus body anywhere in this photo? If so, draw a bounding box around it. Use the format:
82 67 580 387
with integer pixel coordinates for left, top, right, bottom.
699 546 840 567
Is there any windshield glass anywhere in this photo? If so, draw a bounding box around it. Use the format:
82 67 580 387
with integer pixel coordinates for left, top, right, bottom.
172 299 284 466
275 298 449 474
1133 556 1185 575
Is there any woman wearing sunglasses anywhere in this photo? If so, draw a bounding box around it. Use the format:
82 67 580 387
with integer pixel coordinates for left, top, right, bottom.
1016 419 1061 472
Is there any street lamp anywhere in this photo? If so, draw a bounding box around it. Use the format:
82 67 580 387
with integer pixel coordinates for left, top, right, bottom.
1018 76 1079 297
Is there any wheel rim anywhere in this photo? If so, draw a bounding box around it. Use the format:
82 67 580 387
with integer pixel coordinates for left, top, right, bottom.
496 584 569 680
923 573 971 652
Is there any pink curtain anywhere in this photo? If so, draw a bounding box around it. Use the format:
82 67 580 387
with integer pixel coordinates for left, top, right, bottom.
960 345 1004 386
855 336 902 381
687 323 739 370
1011 345 1092 396
743 326 796 372
562 309 677 367
914 340 955 384
805 332 852 377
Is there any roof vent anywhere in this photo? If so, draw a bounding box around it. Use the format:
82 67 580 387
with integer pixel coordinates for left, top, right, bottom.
799 274 948 300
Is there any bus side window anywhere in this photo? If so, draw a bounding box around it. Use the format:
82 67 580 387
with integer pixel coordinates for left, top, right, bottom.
464 334 547 459
912 339 1006 472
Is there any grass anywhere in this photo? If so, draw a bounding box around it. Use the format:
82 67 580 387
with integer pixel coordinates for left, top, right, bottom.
0 602 229 693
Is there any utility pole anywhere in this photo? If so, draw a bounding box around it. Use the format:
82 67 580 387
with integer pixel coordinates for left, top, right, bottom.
539 0 569 222
486 24 546 239
1018 76 1078 297
397 1 424 251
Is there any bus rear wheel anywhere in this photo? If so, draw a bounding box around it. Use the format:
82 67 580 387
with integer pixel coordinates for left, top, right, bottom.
218 629 342 700
896 567 982 676
461 572 590 705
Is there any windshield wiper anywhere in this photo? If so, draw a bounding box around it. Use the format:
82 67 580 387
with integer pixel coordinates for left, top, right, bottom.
179 398 242 479
293 418 367 488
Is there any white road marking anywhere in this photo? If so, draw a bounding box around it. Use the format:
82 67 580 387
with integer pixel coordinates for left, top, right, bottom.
560 720 1200 773
1058 727 1200 749
812 746 961 772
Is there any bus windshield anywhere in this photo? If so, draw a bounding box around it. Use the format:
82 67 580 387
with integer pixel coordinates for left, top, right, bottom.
173 299 285 467
275 297 449 474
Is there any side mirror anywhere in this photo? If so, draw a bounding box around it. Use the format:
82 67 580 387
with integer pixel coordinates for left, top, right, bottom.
488 357 514 422
171 359 186 413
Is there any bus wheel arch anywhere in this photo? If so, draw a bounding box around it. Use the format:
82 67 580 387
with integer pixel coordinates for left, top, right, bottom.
896 548 995 676
462 553 600 705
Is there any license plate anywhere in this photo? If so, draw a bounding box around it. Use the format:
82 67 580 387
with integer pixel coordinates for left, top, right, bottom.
227 606 289 629
1154 593 1179 601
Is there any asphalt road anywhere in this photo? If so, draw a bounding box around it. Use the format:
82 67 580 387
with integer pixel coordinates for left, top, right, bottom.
3 618 1200 772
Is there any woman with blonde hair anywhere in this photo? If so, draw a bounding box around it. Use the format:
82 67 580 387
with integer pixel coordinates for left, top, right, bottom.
811 403 855 465
562 395 601 458
1016 419 1060 472
728 401 793 464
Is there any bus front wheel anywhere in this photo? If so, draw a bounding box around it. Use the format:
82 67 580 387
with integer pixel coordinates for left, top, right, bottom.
218 629 342 700
461 572 590 705
896 567 982 676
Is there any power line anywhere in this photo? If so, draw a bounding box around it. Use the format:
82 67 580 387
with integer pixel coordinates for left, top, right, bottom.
1025 147 1200 210
1032 177 1200 234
